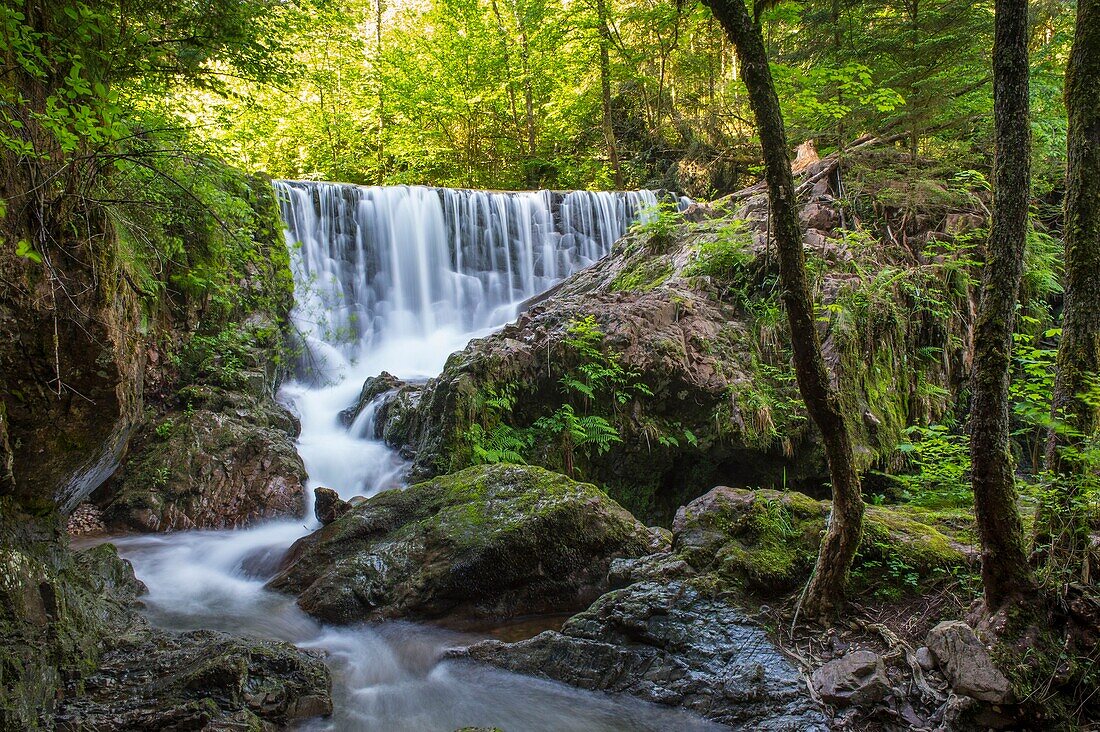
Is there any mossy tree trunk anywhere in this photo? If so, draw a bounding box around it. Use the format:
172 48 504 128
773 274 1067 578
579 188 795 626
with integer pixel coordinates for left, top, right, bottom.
968 0 1038 610
1040 0 1100 580
700 0 864 620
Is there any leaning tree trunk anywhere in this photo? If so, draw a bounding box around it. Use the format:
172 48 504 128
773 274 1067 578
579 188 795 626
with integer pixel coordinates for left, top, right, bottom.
968 0 1038 609
1041 0 1100 580
701 0 864 620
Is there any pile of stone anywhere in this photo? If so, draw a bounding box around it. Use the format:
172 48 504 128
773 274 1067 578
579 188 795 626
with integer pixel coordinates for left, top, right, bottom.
67 502 106 536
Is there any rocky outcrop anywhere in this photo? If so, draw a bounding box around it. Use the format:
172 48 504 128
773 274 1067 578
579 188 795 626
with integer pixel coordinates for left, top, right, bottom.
268 463 655 624
55 629 331 730
98 383 306 532
386 161 972 523
340 371 424 455
0 502 331 730
457 581 826 730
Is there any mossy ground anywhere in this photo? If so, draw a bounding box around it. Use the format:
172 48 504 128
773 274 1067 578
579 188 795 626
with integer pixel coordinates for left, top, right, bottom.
673 487 976 601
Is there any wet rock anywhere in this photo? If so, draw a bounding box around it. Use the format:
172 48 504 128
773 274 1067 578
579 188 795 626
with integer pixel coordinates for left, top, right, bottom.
268 464 653 624
314 486 350 525
926 621 1012 703
55 629 332 730
810 650 891 707
608 552 694 587
340 371 424 452
0 504 331 730
456 581 825 730
340 371 404 426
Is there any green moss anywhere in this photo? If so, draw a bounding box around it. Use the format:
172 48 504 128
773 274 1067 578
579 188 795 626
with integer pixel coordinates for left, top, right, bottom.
610 257 674 292
674 487 974 599
0 501 141 729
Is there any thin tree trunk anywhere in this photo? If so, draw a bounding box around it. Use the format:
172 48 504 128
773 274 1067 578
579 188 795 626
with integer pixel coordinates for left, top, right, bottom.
1040 0 1100 578
491 0 524 148
595 0 623 187
968 0 1038 610
701 0 864 620
374 0 385 181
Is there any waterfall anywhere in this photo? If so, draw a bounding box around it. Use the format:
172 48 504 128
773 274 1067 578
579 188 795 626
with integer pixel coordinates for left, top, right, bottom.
107 182 722 731
273 181 657 379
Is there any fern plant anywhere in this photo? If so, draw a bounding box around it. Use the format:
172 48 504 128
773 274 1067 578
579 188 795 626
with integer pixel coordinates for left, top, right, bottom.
534 405 622 478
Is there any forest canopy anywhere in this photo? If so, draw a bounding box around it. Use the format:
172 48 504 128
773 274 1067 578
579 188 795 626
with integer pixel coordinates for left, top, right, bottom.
170 0 1076 196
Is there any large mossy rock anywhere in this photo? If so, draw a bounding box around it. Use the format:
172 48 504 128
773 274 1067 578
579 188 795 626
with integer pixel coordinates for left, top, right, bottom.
672 486 975 596
459 581 826 731
89 175 306 532
268 463 656 624
386 165 972 524
99 382 306 531
0 502 331 730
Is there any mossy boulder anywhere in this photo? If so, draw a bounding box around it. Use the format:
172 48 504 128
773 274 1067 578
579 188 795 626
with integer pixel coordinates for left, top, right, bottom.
55 630 331 730
0 506 141 729
268 463 656 624
672 486 975 596
98 383 306 531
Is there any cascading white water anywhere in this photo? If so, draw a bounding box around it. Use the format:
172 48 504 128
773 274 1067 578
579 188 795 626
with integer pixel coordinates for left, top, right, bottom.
109 183 720 730
275 181 656 379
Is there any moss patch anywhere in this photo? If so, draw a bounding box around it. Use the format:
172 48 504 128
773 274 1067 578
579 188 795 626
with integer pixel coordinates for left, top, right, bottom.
672 487 975 599
610 257 675 293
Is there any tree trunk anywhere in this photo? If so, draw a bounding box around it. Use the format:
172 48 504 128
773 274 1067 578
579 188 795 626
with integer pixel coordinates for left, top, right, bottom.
1040 0 1100 578
595 0 623 188
968 0 1038 609
374 0 386 181
490 0 524 149
701 0 864 620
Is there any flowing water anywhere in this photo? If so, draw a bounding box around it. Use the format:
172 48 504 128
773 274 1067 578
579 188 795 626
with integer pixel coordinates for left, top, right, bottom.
110 182 721 731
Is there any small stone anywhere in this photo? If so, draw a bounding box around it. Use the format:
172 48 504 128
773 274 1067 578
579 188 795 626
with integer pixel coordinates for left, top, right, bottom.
810 650 891 707
313 487 350 525
926 621 1012 703
915 645 935 671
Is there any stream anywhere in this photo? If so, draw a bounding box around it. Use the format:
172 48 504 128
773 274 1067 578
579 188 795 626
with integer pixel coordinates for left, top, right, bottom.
109 183 721 731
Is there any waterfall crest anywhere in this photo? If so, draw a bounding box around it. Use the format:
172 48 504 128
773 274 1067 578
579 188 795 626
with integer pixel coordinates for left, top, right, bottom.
274 181 656 378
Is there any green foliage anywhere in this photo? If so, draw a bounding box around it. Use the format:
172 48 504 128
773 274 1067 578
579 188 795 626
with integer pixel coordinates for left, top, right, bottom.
154 419 175 441
896 424 972 509
1011 324 1059 470
534 405 622 458
610 259 674 292
463 384 533 464
685 219 752 282
631 202 683 253
466 423 532 465
464 316 656 476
